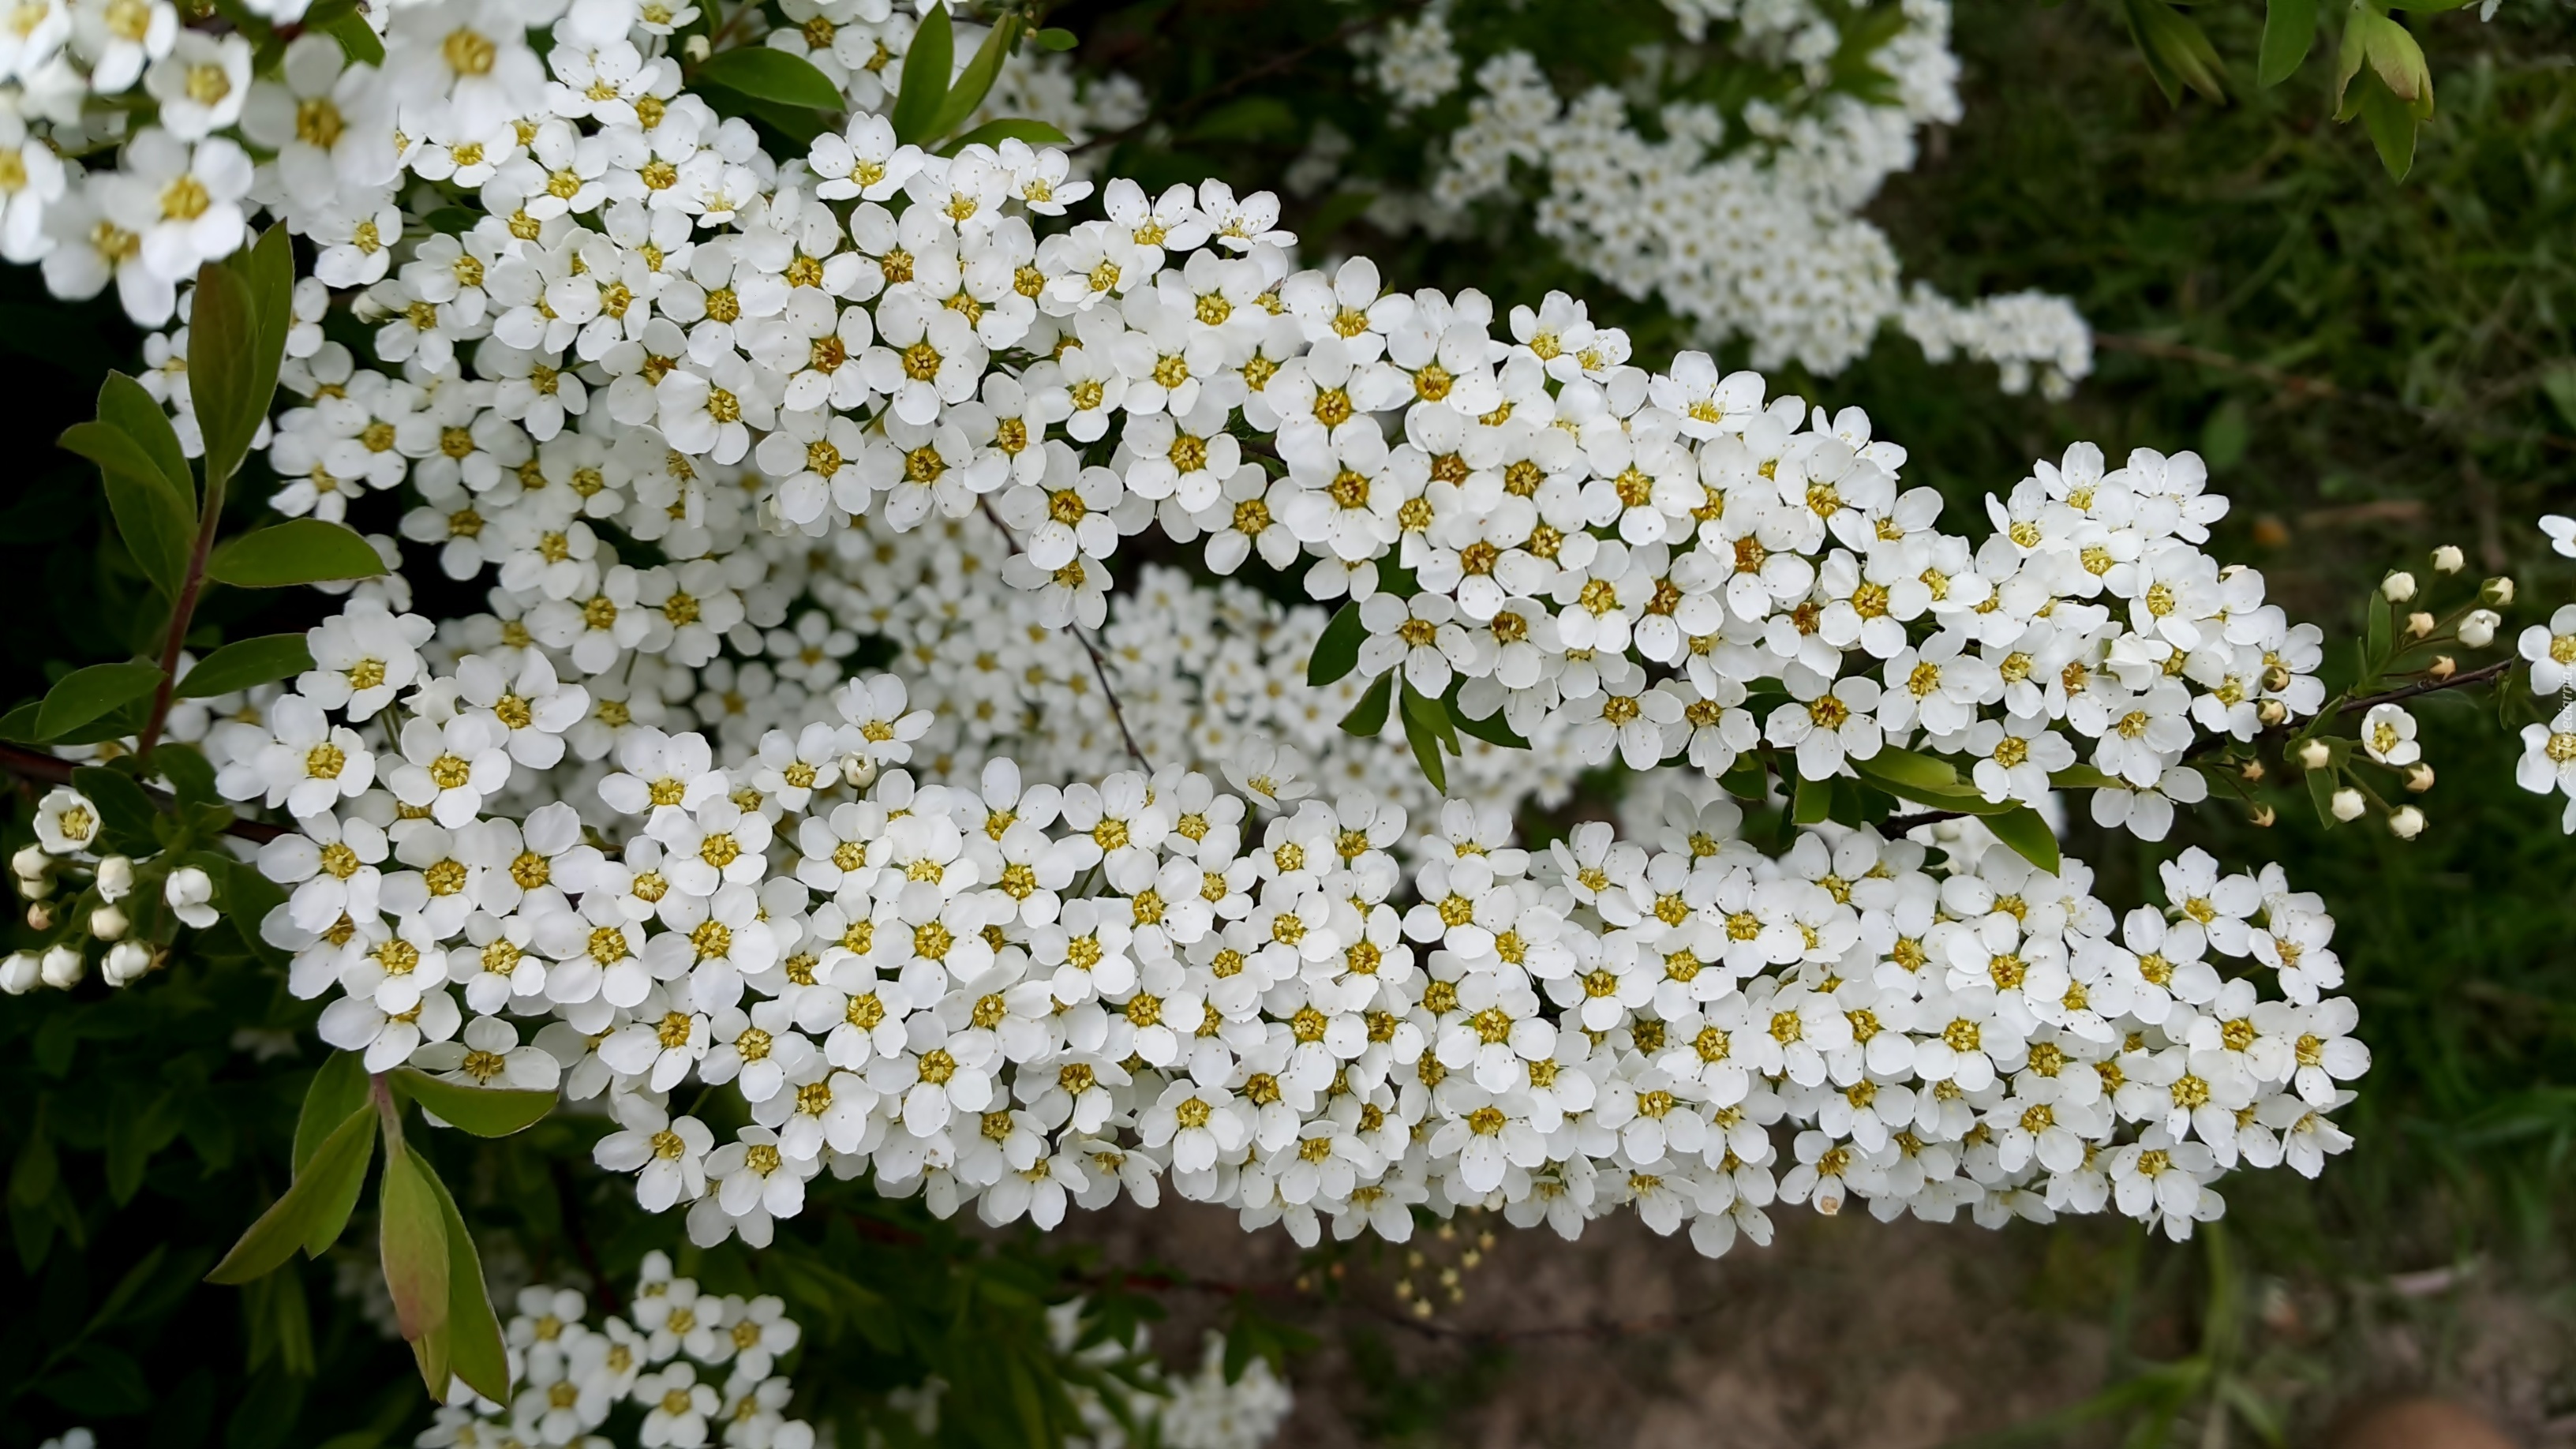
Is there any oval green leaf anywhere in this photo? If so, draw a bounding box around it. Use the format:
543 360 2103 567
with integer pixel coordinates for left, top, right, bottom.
378 1144 450 1345
695 47 844 110
889 0 953 144
1985 806 2062 876
207 519 388 589
178 633 316 698
1306 600 1365 687
391 1068 558 1138
204 1107 376 1284
34 660 164 741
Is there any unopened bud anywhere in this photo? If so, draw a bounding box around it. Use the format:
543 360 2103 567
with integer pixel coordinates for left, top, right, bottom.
0 951 36 995
2239 759 2266 783
2405 764 2436 793
684 33 710 60
2484 576 2515 607
2460 610 2500 649
2383 571 2418 603
2427 655 2457 680
11 844 47 880
2297 739 2332 771
89 904 127 942
2262 665 2293 693
103 941 152 987
95 855 133 900
2248 805 2276 828
38 943 83 990
2256 699 2289 727
2432 545 2466 574
2389 805 2426 840
2330 788 2366 822
2406 612 2436 639
842 754 878 791
24 903 51 931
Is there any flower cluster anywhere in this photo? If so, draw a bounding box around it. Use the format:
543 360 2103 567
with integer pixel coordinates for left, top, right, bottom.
2 0 2377 1264
1325 0 2093 392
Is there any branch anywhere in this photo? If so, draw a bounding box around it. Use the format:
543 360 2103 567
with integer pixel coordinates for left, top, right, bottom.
0 740 288 844
975 501 1151 769
2338 656 2515 715
136 459 229 761
1878 808 1968 835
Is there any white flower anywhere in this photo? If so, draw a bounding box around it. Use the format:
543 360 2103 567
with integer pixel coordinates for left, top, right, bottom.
2358 703 2420 767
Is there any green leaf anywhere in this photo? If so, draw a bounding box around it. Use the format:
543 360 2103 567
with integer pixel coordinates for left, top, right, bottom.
2360 10 2432 109
320 5 383 65
2307 761 2342 828
293 1052 371 1175
1306 601 1365 686
206 519 387 588
69 766 158 852
2258 0 2316 87
391 1068 557 1138
378 1144 450 1347
1985 807 2061 875
205 1108 376 1283
889 0 953 144
1032 26 1076 51
2125 0 2225 104
34 660 163 741
2047 764 2125 791
94 372 195 500
421 1163 511 1405
150 741 217 804
178 634 315 698
187 262 268 490
2365 596 2391 663
1792 773 1833 826
930 15 1020 141
938 118 1072 155
1399 684 1450 795
693 47 845 110
101 469 194 598
1848 746 1962 794
1339 672 1393 736
2358 71 2421 179
223 859 293 969
1189 96 1297 143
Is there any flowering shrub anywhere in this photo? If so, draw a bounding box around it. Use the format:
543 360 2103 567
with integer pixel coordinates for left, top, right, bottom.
0 0 2567 1442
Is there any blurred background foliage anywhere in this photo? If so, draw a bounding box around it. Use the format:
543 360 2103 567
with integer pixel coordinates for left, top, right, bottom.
6 0 2576 1444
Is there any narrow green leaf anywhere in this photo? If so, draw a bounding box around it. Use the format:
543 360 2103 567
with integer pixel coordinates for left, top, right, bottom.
421 1163 511 1406
694 47 845 110
2257 0 2316 87
34 660 163 741
1985 807 2061 875
2365 596 2391 663
2046 764 2125 791
101 469 193 597
323 6 384 64
889 0 954 144
206 519 387 588
95 371 194 501
188 262 265 489
939 118 1073 156
204 1108 375 1283
1792 773 1833 825
2306 762 2341 828
378 1144 450 1346
1031 26 1076 50
178 634 315 698
293 1052 371 1175
929 15 1020 142
1339 672 1393 736
1444 691 1529 748
1306 601 1365 686
1399 685 1449 795
0 701 39 743
2332 9 2369 115
1848 745 1962 794
391 1069 557 1138
2358 71 2421 178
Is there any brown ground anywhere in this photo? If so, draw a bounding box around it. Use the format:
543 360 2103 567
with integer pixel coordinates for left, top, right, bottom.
1045 1199 2576 1448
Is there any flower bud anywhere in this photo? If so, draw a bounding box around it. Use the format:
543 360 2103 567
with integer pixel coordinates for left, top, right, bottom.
2427 655 2457 680
11 844 47 881
164 866 219 930
2405 764 2436 793
89 904 127 942
2406 612 2435 639
96 856 133 900
0 951 36 995
2239 759 2266 783
2262 664 2293 692
2330 788 2365 822
2297 739 2331 771
38 943 84 990
25 903 51 931
2256 699 2289 727
2432 545 2465 574
2484 576 2515 607
684 33 710 60
2460 609 2500 649
2390 805 2426 840
2249 805 2276 827
103 941 152 987
2383 571 2417 603
842 754 879 791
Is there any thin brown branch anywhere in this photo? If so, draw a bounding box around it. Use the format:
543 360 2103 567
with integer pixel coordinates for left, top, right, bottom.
975 500 1151 769
0 739 288 844
2337 656 2515 716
